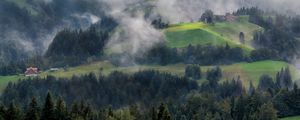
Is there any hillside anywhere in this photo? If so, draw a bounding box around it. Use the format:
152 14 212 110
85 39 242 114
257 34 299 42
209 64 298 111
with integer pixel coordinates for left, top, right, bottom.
0 60 298 92
41 60 300 87
164 16 262 52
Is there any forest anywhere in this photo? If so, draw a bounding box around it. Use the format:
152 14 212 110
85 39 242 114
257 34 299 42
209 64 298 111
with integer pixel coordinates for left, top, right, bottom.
0 67 299 120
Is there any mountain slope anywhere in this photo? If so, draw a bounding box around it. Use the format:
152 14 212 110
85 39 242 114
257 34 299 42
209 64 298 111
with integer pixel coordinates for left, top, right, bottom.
1 60 297 92
164 16 262 52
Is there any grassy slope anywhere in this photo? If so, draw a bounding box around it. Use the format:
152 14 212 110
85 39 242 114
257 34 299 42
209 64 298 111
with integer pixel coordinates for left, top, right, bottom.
164 16 262 53
37 60 300 87
0 60 298 91
205 16 263 46
280 116 300 120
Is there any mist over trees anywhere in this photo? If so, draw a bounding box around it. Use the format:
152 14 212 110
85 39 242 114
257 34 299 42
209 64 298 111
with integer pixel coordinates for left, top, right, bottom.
45 17 117 67
0 0 105 64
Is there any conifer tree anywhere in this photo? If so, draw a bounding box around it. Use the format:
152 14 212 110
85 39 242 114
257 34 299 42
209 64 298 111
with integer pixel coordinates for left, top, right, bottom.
25 97 40 120
5 102 22 120
41 92 55 120
258 102 278 120
55 97 68 120
157 103 171 120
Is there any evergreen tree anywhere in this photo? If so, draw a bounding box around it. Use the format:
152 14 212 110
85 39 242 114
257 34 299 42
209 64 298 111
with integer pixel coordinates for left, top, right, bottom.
5 102 22 120
0 104 5 120
258 102 278 120
70 102 80 119
55 97 68 120
157 103 171 120
258 74 276 91
185 65 201 80
41 92 55 120
239 32 245 44
206 66 222 90
25 97 40 120
276 67 293 90
151 107 158 120
248 80 256 95
283 67 292 89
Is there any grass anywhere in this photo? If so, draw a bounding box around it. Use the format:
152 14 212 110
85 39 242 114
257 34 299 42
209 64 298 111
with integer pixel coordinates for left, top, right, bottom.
280 116 300 120
0 60 298 92
205 16 263 46
34 60 300 87
164 16 262 53
0 75 24 92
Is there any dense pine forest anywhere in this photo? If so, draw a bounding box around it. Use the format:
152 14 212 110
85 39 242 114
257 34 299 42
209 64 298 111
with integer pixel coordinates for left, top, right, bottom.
1 67 299 119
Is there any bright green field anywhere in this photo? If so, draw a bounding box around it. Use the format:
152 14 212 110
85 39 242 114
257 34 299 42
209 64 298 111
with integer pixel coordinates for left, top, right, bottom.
164 16 262 52
0 60 298 92
43 60 300 87
280 116 300 120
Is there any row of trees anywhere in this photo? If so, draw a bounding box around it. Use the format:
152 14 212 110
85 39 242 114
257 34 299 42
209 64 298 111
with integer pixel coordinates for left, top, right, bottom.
136 43 285 66
135 44 245 66
2 70 198 108
0 92 173 120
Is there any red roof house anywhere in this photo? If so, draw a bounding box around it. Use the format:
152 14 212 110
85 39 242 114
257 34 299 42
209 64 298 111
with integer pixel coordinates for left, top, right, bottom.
25 67 39 77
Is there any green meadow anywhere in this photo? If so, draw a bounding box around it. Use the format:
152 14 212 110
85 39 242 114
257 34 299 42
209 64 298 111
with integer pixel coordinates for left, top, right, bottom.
280 116 300 120
0 60 298 92
164 16 262 53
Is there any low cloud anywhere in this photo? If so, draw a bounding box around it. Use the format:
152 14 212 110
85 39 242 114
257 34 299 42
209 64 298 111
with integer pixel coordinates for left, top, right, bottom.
99 0 163 57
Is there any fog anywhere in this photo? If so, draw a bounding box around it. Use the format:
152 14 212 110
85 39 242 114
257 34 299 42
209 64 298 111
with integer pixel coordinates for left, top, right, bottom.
155 0 300 23
99 0 163 59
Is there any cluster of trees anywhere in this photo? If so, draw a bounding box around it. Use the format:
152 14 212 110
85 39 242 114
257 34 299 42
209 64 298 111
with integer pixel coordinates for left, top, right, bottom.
184 65 201 80
0 62 26 76
200 10 214 24
137 44 245 66
136 43 293 66
151 18 169 29
45 18 117 67
256 67 293 92
2 70 198 109
253 27 300 61
233 7 264 16
234 7 300 61
0 92 174 120
4 67 299 119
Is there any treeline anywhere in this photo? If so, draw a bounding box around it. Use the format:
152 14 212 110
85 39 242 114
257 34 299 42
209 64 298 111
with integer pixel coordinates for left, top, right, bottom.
253 25 300 61
134 44 245 66
2 68 300 119
234 7 300 60
2 70 198 109
0 92 174 120
134 43 284 66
